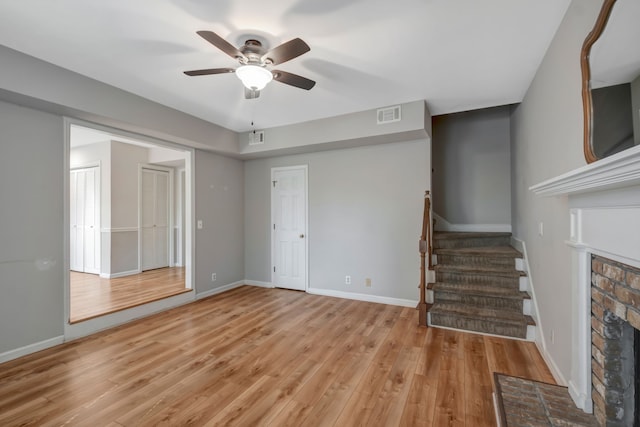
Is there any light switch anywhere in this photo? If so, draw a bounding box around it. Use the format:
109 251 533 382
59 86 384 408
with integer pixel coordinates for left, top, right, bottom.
197 220 203 229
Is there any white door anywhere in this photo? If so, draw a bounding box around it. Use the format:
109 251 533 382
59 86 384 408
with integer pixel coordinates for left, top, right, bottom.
141 168 170 271
70 167 100 274
272 166 307 291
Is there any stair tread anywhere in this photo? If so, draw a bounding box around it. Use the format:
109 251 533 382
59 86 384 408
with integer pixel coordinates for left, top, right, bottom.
434 246 522 258
435 264 526 276
430 302 536 326
432 282 530 300
433 231 512 240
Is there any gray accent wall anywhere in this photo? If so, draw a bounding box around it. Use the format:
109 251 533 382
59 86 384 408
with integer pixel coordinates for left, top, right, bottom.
244 139 429 301
432 106 511 226
510 0 603 381
195 150 245 294
0 100 64 354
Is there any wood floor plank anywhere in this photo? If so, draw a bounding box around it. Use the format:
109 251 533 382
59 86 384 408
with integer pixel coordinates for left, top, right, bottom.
0 287 557 427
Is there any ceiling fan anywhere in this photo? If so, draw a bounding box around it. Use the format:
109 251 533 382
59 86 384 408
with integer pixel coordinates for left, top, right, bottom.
184 31 316 99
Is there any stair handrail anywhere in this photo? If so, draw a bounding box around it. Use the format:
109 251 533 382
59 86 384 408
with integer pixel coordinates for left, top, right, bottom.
418 190 432 326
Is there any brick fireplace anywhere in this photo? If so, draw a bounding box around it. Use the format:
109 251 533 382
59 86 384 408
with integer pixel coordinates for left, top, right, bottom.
591 255 640 426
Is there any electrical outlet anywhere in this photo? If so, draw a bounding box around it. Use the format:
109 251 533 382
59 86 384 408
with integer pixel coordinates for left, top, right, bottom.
345 275 351 285
365 278 372 287
211 273 217 282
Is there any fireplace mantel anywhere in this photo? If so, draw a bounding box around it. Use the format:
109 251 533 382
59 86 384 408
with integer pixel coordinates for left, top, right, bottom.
529 146 640 414
530 144 640 197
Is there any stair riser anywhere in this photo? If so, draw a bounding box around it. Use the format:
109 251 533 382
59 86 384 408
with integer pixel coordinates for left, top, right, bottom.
433 236 511 249
436 255 515 268
430 313 527 339
436 272 520 287
434 291 523 312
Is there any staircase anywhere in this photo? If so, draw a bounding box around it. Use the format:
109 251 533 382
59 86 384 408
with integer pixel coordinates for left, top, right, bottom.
428 231 535 340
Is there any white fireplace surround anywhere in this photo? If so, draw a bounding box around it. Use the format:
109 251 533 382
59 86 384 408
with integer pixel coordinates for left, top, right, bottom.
531 144 640 413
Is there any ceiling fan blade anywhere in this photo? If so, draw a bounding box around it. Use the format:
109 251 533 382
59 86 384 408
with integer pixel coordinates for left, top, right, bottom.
244 87 260 99
196 30 246 61
262 38 310 65
272 70 316 90
184 67 235 76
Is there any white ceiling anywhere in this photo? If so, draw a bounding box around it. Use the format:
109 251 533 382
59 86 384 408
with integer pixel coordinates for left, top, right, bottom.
0 0 570 132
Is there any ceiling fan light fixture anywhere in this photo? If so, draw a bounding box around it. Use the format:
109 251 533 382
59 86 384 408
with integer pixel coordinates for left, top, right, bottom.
235 65 273 91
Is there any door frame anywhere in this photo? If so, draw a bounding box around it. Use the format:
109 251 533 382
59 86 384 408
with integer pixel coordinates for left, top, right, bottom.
64 117 195 340
270 165 309 291
138 164 174 272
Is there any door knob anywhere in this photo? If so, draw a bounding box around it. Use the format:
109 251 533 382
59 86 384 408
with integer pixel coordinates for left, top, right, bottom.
299 234 305 238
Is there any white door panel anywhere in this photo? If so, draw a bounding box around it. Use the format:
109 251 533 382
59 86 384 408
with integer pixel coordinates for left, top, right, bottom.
272 166 307 291
70 166 100 274
141 168 170 271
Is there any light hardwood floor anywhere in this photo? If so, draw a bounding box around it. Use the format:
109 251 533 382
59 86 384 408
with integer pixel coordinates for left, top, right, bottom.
0 286 554 426
70 267 188 323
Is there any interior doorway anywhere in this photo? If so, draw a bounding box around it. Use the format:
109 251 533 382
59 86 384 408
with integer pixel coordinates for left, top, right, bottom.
68 124 193 323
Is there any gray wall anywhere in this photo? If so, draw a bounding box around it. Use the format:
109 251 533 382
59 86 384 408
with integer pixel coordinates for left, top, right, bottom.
244 139 429 301
510 0 603 381
0 100 64 354
0 45 237 154
432 106 511 226
195 150 245 294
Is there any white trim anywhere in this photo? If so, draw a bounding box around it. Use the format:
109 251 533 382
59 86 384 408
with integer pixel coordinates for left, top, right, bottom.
271 165 309 292
0 336 65 364
99 269 140 279
433 213 511 233
307 287 418 307
196 281 245 300
493 393 503 427
535 339 568 386
530 143 640 196
245 280 275 288
101 227 138 233
65 291 194 341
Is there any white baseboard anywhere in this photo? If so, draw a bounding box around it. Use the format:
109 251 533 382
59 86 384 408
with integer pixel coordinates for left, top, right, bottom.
196 281 245 300
535 337 567 386
0 336 64 364
569 380 593 413
100 269 140 279
306 287 417 307
433 213 511 233
245 280 275 288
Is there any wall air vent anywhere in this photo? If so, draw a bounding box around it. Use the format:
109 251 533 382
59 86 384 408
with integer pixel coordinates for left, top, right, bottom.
377 105 401 124
249 130 265 145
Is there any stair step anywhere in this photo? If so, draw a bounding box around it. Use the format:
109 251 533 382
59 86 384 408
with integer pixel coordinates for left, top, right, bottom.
435 265 525 288
435 264 525 277
434 246 522 258
433 232 512 249
429 302 535 339
435 246 522 268
432 282 530 299
432 283 528 312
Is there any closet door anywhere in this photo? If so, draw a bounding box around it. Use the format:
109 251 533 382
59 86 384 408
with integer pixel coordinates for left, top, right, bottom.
141 168 170 271
70 167 100 273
